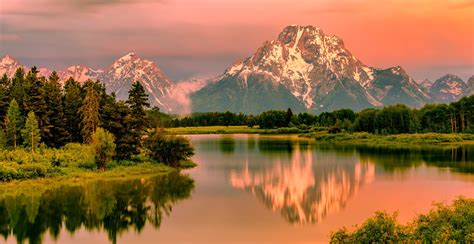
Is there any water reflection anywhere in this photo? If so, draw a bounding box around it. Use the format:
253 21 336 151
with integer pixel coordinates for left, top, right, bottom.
224 136 474 224
0 173 194 244
230 140 374 224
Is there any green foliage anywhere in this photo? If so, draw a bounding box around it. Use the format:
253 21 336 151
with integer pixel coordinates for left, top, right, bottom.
43 71 68 147
330 197 474 243
90 128 116 171
81 84 101 143
64 78 83 142
21 111 41 151
126 81 150 156
144 129 195 168
5 99 23 149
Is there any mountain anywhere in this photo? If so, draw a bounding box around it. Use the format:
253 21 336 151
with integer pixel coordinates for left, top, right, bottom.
429 74 467 103
418 79 432 90
0 53 176 112
0 55 25 77
101 53 174 111
59 65 104 83
192 25 428 114
465 76 474 97
366 66 429 107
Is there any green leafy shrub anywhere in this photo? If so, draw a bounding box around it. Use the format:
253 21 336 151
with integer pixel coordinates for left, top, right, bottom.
90 128 116 171
144 129 194 168
330 197 474 243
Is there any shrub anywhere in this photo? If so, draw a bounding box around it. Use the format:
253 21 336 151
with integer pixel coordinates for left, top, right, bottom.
330 197 474 243
90 128 116 171
144 129 194 168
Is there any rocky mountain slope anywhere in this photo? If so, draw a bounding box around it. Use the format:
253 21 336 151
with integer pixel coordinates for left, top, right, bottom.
0 54 175 112
429 74 467 103
192 25 430 114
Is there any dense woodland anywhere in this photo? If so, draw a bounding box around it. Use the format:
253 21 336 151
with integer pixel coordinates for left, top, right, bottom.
0 67 191 167
169 96 474 134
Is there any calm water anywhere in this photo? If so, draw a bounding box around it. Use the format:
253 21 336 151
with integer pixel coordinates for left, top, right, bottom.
3 134 474 244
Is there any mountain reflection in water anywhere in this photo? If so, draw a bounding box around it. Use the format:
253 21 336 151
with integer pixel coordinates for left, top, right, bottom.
0 173 194 244
225 137 474 224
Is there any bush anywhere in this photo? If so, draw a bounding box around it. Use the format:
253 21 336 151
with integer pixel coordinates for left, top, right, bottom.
90 128 116 171
144 129 194 168
330 197 474 243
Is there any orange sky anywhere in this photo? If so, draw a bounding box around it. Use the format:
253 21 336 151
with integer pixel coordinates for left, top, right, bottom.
0 0 473 80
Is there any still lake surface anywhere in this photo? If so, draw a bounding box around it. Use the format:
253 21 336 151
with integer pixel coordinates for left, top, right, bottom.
4 134 474 244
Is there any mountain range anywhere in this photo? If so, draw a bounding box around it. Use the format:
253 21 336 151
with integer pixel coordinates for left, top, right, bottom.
1 25 473 114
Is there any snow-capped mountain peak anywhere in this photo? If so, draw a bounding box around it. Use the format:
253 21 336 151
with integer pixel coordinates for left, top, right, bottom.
0 54 24 77
104 53 174 111
59 65 103 83
218 25 380 110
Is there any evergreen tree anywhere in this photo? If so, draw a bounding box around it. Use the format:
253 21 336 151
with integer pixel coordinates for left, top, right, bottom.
0 74 10 123
126 81 150 155
286 108 293 127
5 99 23 149
24 67 51 142
21 111 41 152
81 85 100 143
64 78 83 142
43 72 68 147
10 67 27 110
0 127 6 150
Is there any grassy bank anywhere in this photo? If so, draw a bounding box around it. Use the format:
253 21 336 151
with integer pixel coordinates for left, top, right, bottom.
165 125 304 135
305 132 474 146
0 143 182 183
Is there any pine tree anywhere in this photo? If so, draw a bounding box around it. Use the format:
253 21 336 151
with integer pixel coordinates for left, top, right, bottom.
43 71 68 147
21 111 41 152
103 97 134 160
0 74 10 123
64 78 83 142
5 99 23 149
81 85 100 143
286 108 293 127
0 127 6 150
24 67 51 142
126 81 150 155
10 67 27 110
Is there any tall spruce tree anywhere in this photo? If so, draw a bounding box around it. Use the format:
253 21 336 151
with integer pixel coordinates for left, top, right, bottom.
21 111 41 152
10 67 27 110
5 99 23 149
43 72 68 147
126 81 150 155
24 67 51 142
64 78 83 142
0 74 10 123
81 85 100 143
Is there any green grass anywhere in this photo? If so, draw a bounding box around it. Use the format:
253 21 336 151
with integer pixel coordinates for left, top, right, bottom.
306 132 474 146
0 143 188 184
165 125 303 135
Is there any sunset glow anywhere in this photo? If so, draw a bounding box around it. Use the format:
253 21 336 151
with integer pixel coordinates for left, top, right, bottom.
1 0 473 80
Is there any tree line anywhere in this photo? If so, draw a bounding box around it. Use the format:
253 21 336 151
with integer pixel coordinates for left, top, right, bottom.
169 96 474 134
0 67 151 161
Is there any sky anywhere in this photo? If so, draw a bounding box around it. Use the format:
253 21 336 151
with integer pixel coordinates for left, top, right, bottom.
1 0 473 81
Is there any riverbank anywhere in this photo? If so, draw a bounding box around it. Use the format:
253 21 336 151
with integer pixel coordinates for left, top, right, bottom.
0 143 191 184
306 132 474 146
165 126 303 135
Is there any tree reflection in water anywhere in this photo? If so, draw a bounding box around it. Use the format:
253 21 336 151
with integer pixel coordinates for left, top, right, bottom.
228 138 474 224
0 173 194 244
